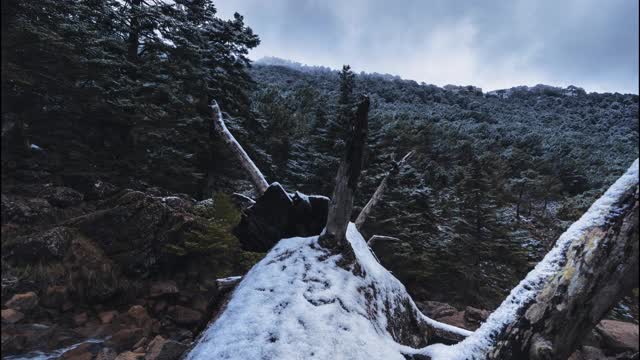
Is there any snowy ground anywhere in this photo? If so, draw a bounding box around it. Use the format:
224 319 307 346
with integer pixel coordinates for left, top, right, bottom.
186 223 457 360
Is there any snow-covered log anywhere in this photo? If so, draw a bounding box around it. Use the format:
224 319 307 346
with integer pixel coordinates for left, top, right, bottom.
321 95 370 250
210 100 269 194
404 158 639 360
185 223 471 360
355 151 414 230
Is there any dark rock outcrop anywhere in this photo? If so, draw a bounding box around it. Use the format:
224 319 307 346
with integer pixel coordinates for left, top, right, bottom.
233 183 329 252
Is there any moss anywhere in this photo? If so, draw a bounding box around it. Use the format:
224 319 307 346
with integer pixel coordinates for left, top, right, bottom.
165 192 264 277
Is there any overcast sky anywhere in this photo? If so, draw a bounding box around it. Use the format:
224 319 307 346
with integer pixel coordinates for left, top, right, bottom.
215 0 638 94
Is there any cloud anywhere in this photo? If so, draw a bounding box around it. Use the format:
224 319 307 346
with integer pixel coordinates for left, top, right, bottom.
215 0 639 93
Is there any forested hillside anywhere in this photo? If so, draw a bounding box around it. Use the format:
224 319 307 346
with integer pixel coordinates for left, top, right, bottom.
243 59 639 308
1 1 638 358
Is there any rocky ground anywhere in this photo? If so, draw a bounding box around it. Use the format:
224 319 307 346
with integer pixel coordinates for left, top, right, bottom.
417 301 639 359
1 177 244 360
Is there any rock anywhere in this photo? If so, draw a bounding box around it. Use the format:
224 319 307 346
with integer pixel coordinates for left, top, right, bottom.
436 311 467 330
1 196 53 224
99 310 118 324
1 308 24 324
190 295 208 313
133 337 149 350
5 291 39 311
74 312 89 326
153 300 167 313
169 305 202 326
115 351 145 360
65 236 119 303
596 320 639 353
96 348 118 360
69 190 200 275
106 328 144 352
84 180 119 200
145 335 188 360
128 306 149 322
233 184 329 252
149 281 179 298
40 186 84 207
0 323 81 355
463 306 489 327
4 226 74 261
569 345 608 360
158 196 193 212
580 346 607 359
417 301 458 319
233 183 293 252
41 285 69 309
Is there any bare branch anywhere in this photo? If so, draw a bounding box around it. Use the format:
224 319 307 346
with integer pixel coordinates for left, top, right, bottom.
210 101 269 195
355 150 414 230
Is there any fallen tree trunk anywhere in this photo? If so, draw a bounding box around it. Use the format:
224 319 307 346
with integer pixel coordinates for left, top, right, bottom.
488 167 639 359
417 159 639 360
320 95 370 249
210 100 269 195
355 151 413 230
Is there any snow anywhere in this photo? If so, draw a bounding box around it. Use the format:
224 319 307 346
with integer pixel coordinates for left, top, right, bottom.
414 158 639 360
30 144 43 151
186 223 463 360
216 276 242 287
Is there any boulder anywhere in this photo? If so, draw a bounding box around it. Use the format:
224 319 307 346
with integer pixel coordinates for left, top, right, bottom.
83 180 119 200
417 301 458 319
4 291 39 311
99 310 119 324
73 312 89 326
69 190 201 275
149 281 179 298
95 348 118 360
4 227 74 261
40 186 84 207
169 305 202 326
127 305 151 328
463 306 489 328
596 320 639 353
1 196 53 224
106 328 144 352
145 336 187 360
233 184 329 252
0 323 81 355
1 309 24 324
41 285 69 309
64 236 120 303
115 351 145 360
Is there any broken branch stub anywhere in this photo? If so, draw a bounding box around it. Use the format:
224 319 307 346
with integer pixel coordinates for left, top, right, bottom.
320 95 370 250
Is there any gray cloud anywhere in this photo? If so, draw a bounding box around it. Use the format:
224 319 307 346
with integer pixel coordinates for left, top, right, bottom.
216 0 638 94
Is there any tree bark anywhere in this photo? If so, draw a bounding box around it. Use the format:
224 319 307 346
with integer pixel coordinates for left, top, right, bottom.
320 95 370 249
355 151 414 230
210 100 269 195
485 159 639 360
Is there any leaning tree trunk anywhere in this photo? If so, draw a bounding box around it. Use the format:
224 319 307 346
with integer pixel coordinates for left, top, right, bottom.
489 177 639 359
210 100 269 195
320 95 370 249
355 151 413 230
444 159 639 360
